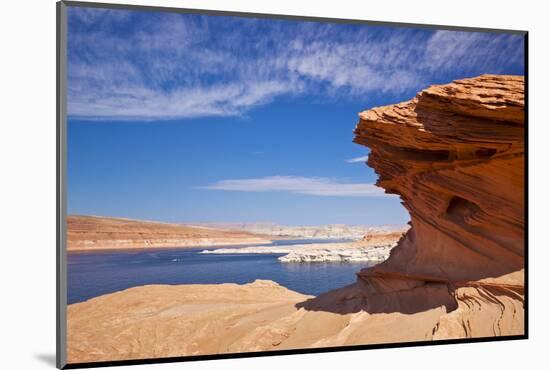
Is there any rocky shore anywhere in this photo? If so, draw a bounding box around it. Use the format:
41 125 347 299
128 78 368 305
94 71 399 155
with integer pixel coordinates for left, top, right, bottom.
200 234 403 263
278 244 392 262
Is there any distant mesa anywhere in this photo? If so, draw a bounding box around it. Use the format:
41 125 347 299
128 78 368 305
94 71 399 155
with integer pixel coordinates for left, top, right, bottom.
66 215 271 251
66 215 406 251
192 221 406 240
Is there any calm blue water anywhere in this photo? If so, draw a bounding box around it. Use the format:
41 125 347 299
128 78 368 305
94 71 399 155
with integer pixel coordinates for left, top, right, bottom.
67 239 375 304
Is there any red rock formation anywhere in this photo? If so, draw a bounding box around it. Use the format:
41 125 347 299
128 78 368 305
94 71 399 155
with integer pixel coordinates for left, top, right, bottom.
351 74 525 336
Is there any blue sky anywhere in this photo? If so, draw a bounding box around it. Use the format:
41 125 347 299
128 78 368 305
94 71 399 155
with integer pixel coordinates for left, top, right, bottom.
67 6 524 226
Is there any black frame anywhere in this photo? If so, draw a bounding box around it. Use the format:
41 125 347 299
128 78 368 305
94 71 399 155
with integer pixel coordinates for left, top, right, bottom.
56 1 529 369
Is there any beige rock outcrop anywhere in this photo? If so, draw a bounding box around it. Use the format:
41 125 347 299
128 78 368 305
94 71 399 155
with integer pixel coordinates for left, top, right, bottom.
68 281 312 362
67 215 271 251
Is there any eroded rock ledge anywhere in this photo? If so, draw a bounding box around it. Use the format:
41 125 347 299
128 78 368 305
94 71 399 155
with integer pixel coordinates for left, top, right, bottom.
350 74 525 334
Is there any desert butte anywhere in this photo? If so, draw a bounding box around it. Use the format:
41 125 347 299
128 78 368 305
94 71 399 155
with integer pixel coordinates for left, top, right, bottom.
66 215 272 251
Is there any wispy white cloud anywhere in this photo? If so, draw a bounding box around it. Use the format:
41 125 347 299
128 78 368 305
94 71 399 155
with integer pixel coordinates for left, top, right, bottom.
422 31 525 72
67 9 524 121
68 80 291 120
69 7 132 26
200 176 390 197
346 155 369 163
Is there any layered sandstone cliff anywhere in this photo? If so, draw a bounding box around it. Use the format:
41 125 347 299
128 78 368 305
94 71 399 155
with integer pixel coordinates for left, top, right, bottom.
349 74 525 334
67 75 525 364
67 215 271 251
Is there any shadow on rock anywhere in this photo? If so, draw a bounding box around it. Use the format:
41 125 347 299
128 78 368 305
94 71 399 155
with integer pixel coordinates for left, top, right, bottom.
295 278 458 315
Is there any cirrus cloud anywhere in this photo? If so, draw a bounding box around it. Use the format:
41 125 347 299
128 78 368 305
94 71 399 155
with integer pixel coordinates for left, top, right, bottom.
346 155 369 163
67 8 525 121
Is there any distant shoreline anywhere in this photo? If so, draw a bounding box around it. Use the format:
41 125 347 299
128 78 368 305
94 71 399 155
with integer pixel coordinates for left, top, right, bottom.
67 215 273 252
67 214 408 253
66 238 362 253
67 240 274 253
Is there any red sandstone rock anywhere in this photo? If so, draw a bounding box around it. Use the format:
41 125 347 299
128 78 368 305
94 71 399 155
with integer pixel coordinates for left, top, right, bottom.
351 74 524 334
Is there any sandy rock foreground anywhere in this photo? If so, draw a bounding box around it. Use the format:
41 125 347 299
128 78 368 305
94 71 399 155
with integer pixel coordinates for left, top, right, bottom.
67 277 522 364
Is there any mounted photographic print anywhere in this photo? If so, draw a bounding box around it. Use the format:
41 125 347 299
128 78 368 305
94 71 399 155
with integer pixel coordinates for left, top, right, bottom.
56 1 527 368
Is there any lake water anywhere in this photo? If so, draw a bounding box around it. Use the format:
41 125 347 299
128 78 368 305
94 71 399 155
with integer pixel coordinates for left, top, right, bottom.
67 239 376 304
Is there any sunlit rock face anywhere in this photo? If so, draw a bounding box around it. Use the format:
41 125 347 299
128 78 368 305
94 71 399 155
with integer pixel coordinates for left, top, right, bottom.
352 74 525 335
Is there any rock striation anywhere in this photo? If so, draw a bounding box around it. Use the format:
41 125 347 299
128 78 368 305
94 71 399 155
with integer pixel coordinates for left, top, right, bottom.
67 215 271 251
349 74 525 335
